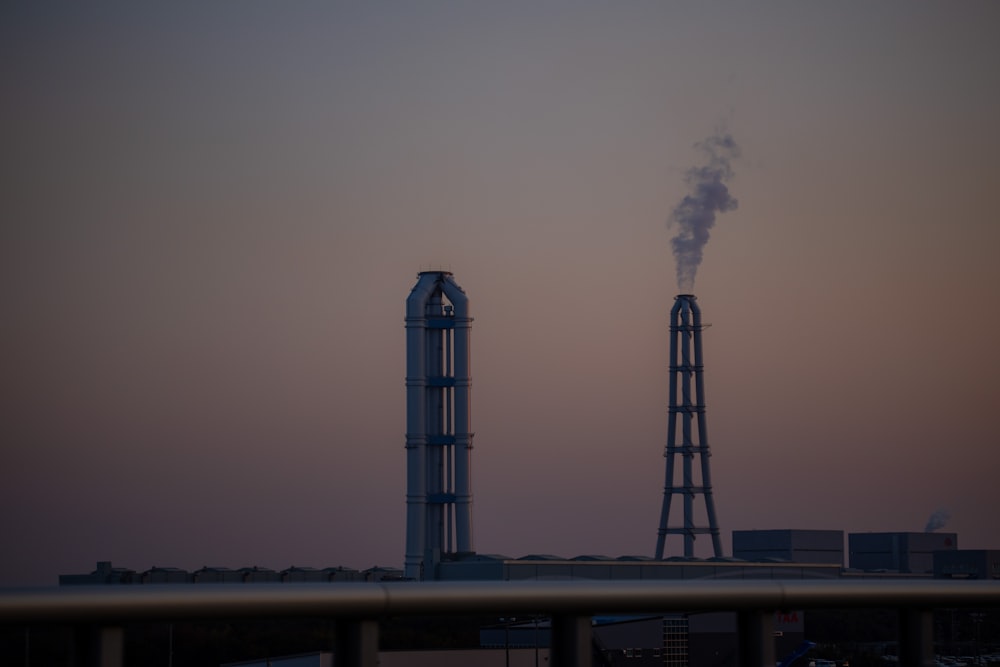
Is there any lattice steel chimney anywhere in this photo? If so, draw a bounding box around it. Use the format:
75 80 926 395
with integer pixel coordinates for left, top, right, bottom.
655 294 723 559
404 271 474 580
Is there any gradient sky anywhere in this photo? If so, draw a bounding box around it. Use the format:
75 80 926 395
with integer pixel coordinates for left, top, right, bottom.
2 2 999 586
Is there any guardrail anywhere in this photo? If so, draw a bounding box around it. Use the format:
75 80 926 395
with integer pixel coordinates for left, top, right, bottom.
2 579 999 667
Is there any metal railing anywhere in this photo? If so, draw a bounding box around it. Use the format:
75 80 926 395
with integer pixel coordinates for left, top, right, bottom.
2 578 998 667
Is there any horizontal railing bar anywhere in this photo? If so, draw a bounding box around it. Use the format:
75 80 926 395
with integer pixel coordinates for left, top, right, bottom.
1 579 998 624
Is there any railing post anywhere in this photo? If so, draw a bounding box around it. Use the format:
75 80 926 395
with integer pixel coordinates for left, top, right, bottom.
738 610 774 667
550 614 591 667
73 625 123 667
334 618 379 667
899 608 934 667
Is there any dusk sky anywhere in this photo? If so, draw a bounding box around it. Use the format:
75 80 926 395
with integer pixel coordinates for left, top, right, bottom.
2 3 998 586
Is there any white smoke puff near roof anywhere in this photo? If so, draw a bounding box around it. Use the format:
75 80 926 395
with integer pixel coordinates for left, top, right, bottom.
924 508 951 532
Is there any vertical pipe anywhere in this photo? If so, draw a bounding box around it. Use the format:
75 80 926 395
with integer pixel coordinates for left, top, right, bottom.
656 298 683 559
426 290 444 557
73 626 124 667
404 308 427 579
550 615 591 667
446 439 454 554
690 300 722 557
655 443 676 560
405 273 437 579
335 619 379 667
447 276 474 555
738 611 775 667
679 299 695 557
899 608 934 667
445 320 454 553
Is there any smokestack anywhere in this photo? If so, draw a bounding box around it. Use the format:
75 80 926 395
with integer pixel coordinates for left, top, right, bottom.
655 294 723 559
404 271 474 580
669 133 740 293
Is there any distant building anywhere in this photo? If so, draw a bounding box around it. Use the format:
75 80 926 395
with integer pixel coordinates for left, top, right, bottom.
732 529 844 566
223 652 332 667
192 567 243 584
239 566 281 583
281 566 362 583
59 562 370 585
434 553 843 581
223 649 551 667
58 561 137 585
141 566 193 584
848 532 958 573
934 549 1000 579
686 610 806 667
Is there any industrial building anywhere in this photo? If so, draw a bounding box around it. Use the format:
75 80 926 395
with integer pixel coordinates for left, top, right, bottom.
59 561 395 585
60 276 986 587
848 531 958 573
732 530 844 566
432 553 841 581
934 549 1000 579
52 273 999 667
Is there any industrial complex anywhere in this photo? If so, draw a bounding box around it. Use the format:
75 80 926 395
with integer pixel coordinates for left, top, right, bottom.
61 271 997 585
56 272 998 666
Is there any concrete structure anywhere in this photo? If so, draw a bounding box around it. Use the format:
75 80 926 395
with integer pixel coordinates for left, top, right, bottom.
404 271 474 580
44 273 1000 667
140 566 191 584
656 294 723 559
434 553 842 581
849 531 958 573
281 566 363 583
227 613 806 667
224 649 553 667
14 579 997 667
55 279 996 597
60 557 848 587
686 611 806 667
224 654 333 667
934 550 1000 579
229 615 796 667
59 562 375 585
58 561 138 586
732 529 844 566
589 616 689 667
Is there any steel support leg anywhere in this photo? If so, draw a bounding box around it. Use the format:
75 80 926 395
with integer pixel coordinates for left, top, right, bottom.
738 610 774 667
899 608 934 667
335 619 379 667
550 614 591 667
73 626 123 667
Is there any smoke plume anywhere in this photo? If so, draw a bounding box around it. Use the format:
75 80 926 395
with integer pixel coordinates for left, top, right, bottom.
924 508 950 532
669 133 740 293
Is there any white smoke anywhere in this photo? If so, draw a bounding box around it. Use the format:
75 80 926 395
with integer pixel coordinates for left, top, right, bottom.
669 133 740 293
924 508 951 532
